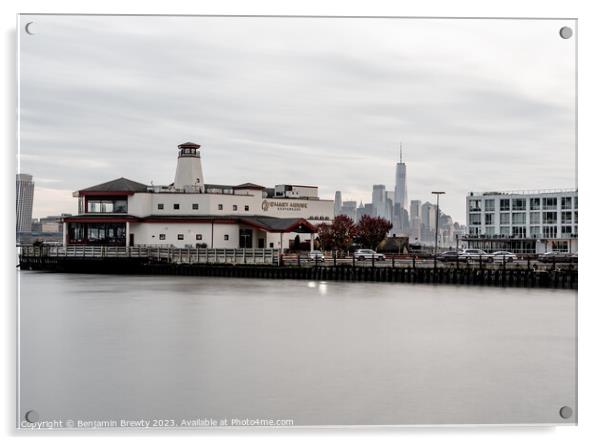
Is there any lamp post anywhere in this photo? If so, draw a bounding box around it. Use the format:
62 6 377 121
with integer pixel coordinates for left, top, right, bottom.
432 192 446 264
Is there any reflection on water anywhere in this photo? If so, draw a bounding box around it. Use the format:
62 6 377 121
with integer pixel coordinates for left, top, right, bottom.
18 272 576 426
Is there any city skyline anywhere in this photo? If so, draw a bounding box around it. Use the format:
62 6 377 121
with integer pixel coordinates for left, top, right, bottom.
19 16 576 222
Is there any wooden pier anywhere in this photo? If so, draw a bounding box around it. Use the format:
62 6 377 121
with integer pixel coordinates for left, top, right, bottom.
18 246 577 289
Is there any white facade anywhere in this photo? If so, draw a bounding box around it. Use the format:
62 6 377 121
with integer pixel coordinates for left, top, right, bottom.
65 142 333 250
466 189 578 254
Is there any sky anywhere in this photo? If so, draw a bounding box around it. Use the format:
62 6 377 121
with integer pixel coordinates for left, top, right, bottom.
18 15 576 223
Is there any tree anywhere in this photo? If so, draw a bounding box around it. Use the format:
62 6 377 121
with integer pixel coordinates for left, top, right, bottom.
356 215 393 250
316 222 334 251
330 214 357 253
316 215 357 253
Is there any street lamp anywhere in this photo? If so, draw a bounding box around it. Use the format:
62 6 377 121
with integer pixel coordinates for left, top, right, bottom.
431 191 446 260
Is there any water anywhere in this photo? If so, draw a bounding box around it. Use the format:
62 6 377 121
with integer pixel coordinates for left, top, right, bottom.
18 271 576 427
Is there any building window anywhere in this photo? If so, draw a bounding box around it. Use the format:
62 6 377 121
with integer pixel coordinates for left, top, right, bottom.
575 197 578 209
530 212 541 224
484 213 494 225
469 199 482 211
233 205 238 211
561 211 572 224
500 213 510 225
469 213 481 225
574 211 578 224
192 203 199 210
551 240 569 252
158 203 164 210
530 226 541 237
177 234 184 240
500 226 510 236
512 199 526 211
87 199 127 213
561 226 572 236
159 234 166 240
543 212 557 224
484 199 495 211
469 226 480 236
500 199 510 211
561 197 572 210
529 198 540 210
543 197 557 210
224 234 229 241
218 204 223 210
543 225 558 238
485 227 495 235
244 205 249 211
173 204 180 210
512 212 526 225
196 234 202 240
512 226 526 238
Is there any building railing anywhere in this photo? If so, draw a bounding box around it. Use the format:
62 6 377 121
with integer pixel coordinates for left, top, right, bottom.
19 245 280 265
469 188 577 197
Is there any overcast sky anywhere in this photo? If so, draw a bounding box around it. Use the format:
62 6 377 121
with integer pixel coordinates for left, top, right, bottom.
18 15 576 222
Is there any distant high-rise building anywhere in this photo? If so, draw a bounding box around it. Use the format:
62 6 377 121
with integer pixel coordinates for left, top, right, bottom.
421 201 438 244
372 185 386 218
334 191 342 215
410 199 422 241
394 144 408 212
340 201 358 222
410 200 422 221
16 173 34 234
362 203 374 219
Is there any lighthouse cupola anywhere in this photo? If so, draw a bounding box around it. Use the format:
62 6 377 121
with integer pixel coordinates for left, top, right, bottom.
174 142 204 192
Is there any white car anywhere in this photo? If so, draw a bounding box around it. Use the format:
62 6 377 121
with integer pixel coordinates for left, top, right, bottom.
354 249 386 261
459 249 493 262
308 250 325 262
490 251 517 262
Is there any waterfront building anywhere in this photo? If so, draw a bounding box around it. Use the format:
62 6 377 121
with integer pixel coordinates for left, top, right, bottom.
464 189 578 254
16 173 34 235
63 142 333 251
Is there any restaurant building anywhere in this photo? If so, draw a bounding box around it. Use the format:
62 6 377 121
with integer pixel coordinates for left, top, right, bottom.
63 142 334 251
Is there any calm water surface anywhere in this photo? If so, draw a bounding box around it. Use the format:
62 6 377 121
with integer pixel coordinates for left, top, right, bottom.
18 271 576 426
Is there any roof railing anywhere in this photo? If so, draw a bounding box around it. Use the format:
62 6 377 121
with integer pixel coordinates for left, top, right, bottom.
468 188 577 197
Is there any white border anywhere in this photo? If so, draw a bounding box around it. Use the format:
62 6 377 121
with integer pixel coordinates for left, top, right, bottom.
3 1 601 444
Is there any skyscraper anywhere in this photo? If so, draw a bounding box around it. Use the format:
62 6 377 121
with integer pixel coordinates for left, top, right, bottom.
16 173 35 234
371 185 386 218
394 143 408 212
334 191 342 215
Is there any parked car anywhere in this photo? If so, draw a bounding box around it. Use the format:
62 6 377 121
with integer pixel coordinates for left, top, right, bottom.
490 251 518 262
308 250 325 262
538 251 578 263
354 249 386 261
459 249 494 262
436 251 465 262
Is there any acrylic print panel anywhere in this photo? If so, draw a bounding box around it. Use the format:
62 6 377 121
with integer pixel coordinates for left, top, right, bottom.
17 15 577 428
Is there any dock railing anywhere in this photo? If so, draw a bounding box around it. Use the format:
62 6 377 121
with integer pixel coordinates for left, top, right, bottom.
19 245 279 265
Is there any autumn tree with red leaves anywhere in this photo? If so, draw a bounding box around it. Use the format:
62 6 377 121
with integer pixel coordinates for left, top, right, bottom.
316 215 357 253
356 215 393 250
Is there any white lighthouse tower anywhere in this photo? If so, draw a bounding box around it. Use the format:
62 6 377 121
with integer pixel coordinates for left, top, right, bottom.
174 142 204 191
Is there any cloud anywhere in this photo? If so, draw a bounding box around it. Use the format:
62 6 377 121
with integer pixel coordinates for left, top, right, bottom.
19 15 576 221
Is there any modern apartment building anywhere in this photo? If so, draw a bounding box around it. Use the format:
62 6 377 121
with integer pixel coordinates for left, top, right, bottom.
464 189 578 254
